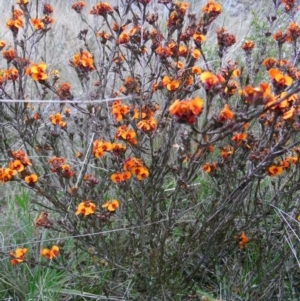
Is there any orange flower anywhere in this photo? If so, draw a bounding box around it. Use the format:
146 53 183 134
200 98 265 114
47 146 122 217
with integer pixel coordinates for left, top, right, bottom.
75 200 96 216
115 125 137 145
111 171 132 183
2 49 16 62
131 166 149 180
202 0 222 14
169 97 204 124
70 50 95 72
0 40 6 50
118 32 129 44
35 211 52 228
25 174 38 184
90 2 113 16
26 62 47 81
17 0 28 4
193 33 206 44
31 18 44 30
9 248 27 265
191 49 201 59
49 113 62 125
220 146 234 159
268 68 293 87
267 165 284 176
6 17 23 32
167 80 180 92
201 163 211 173
61 164 74 178
0 168 17 183
178 45 188 56
111 101 129 121
192 66 202 74
201 162 217 173
238 232 249 249
11 150 32 166
219 104 234 122
262 57 278 70
200 71 223 90
9 159 24 172
40 245 59 260
102 199 119 211
137 118 157 132
232 132 247 142
71 1 86 13
155 46 173 58
241 40 255 51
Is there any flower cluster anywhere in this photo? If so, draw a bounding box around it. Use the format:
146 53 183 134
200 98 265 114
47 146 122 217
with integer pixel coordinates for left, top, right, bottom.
41 245 59 260
89 2 113 16
102 199 119 212
76 200 96 216
72 1 86 13
169 97 203 124
70 50 95 73
26 63 48 81
9 248 27 265
6 9 23 34
111 157 149 182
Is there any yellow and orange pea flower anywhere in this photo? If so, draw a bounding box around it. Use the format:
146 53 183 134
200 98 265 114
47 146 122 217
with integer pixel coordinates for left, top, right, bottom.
111 101 129 121
202 0 222 14
267 165 284 176
123 157 143 170
117 32 129 44
201 162 217 173
6 17 23 31
0 168 17 183
200 71 224 90
102 199 119 212
35 211 52 228
238 232 249 249
268 68 293 87
71 50 95 72
220 146 234 159
111 171 132 183
167 80 180 92
174 1 189 15
232 132 247 143
25 174 38 184
193 33 206 45
137 117 157 132
115 125 137 145
17 0 28 4
169 97 204 124
26 62 47 81
131 166 149 180
31 18 44 30
192 66 202 75
218 104 234 122
9 159 24 172
241 40 255 51
40 245 59 260
60 164 74 178
76 200 96 216
92 140 112 158
9 247 27 265
241 82 273 105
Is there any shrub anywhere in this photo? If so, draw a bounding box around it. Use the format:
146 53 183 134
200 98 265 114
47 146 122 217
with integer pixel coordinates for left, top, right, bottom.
1 0 300 300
